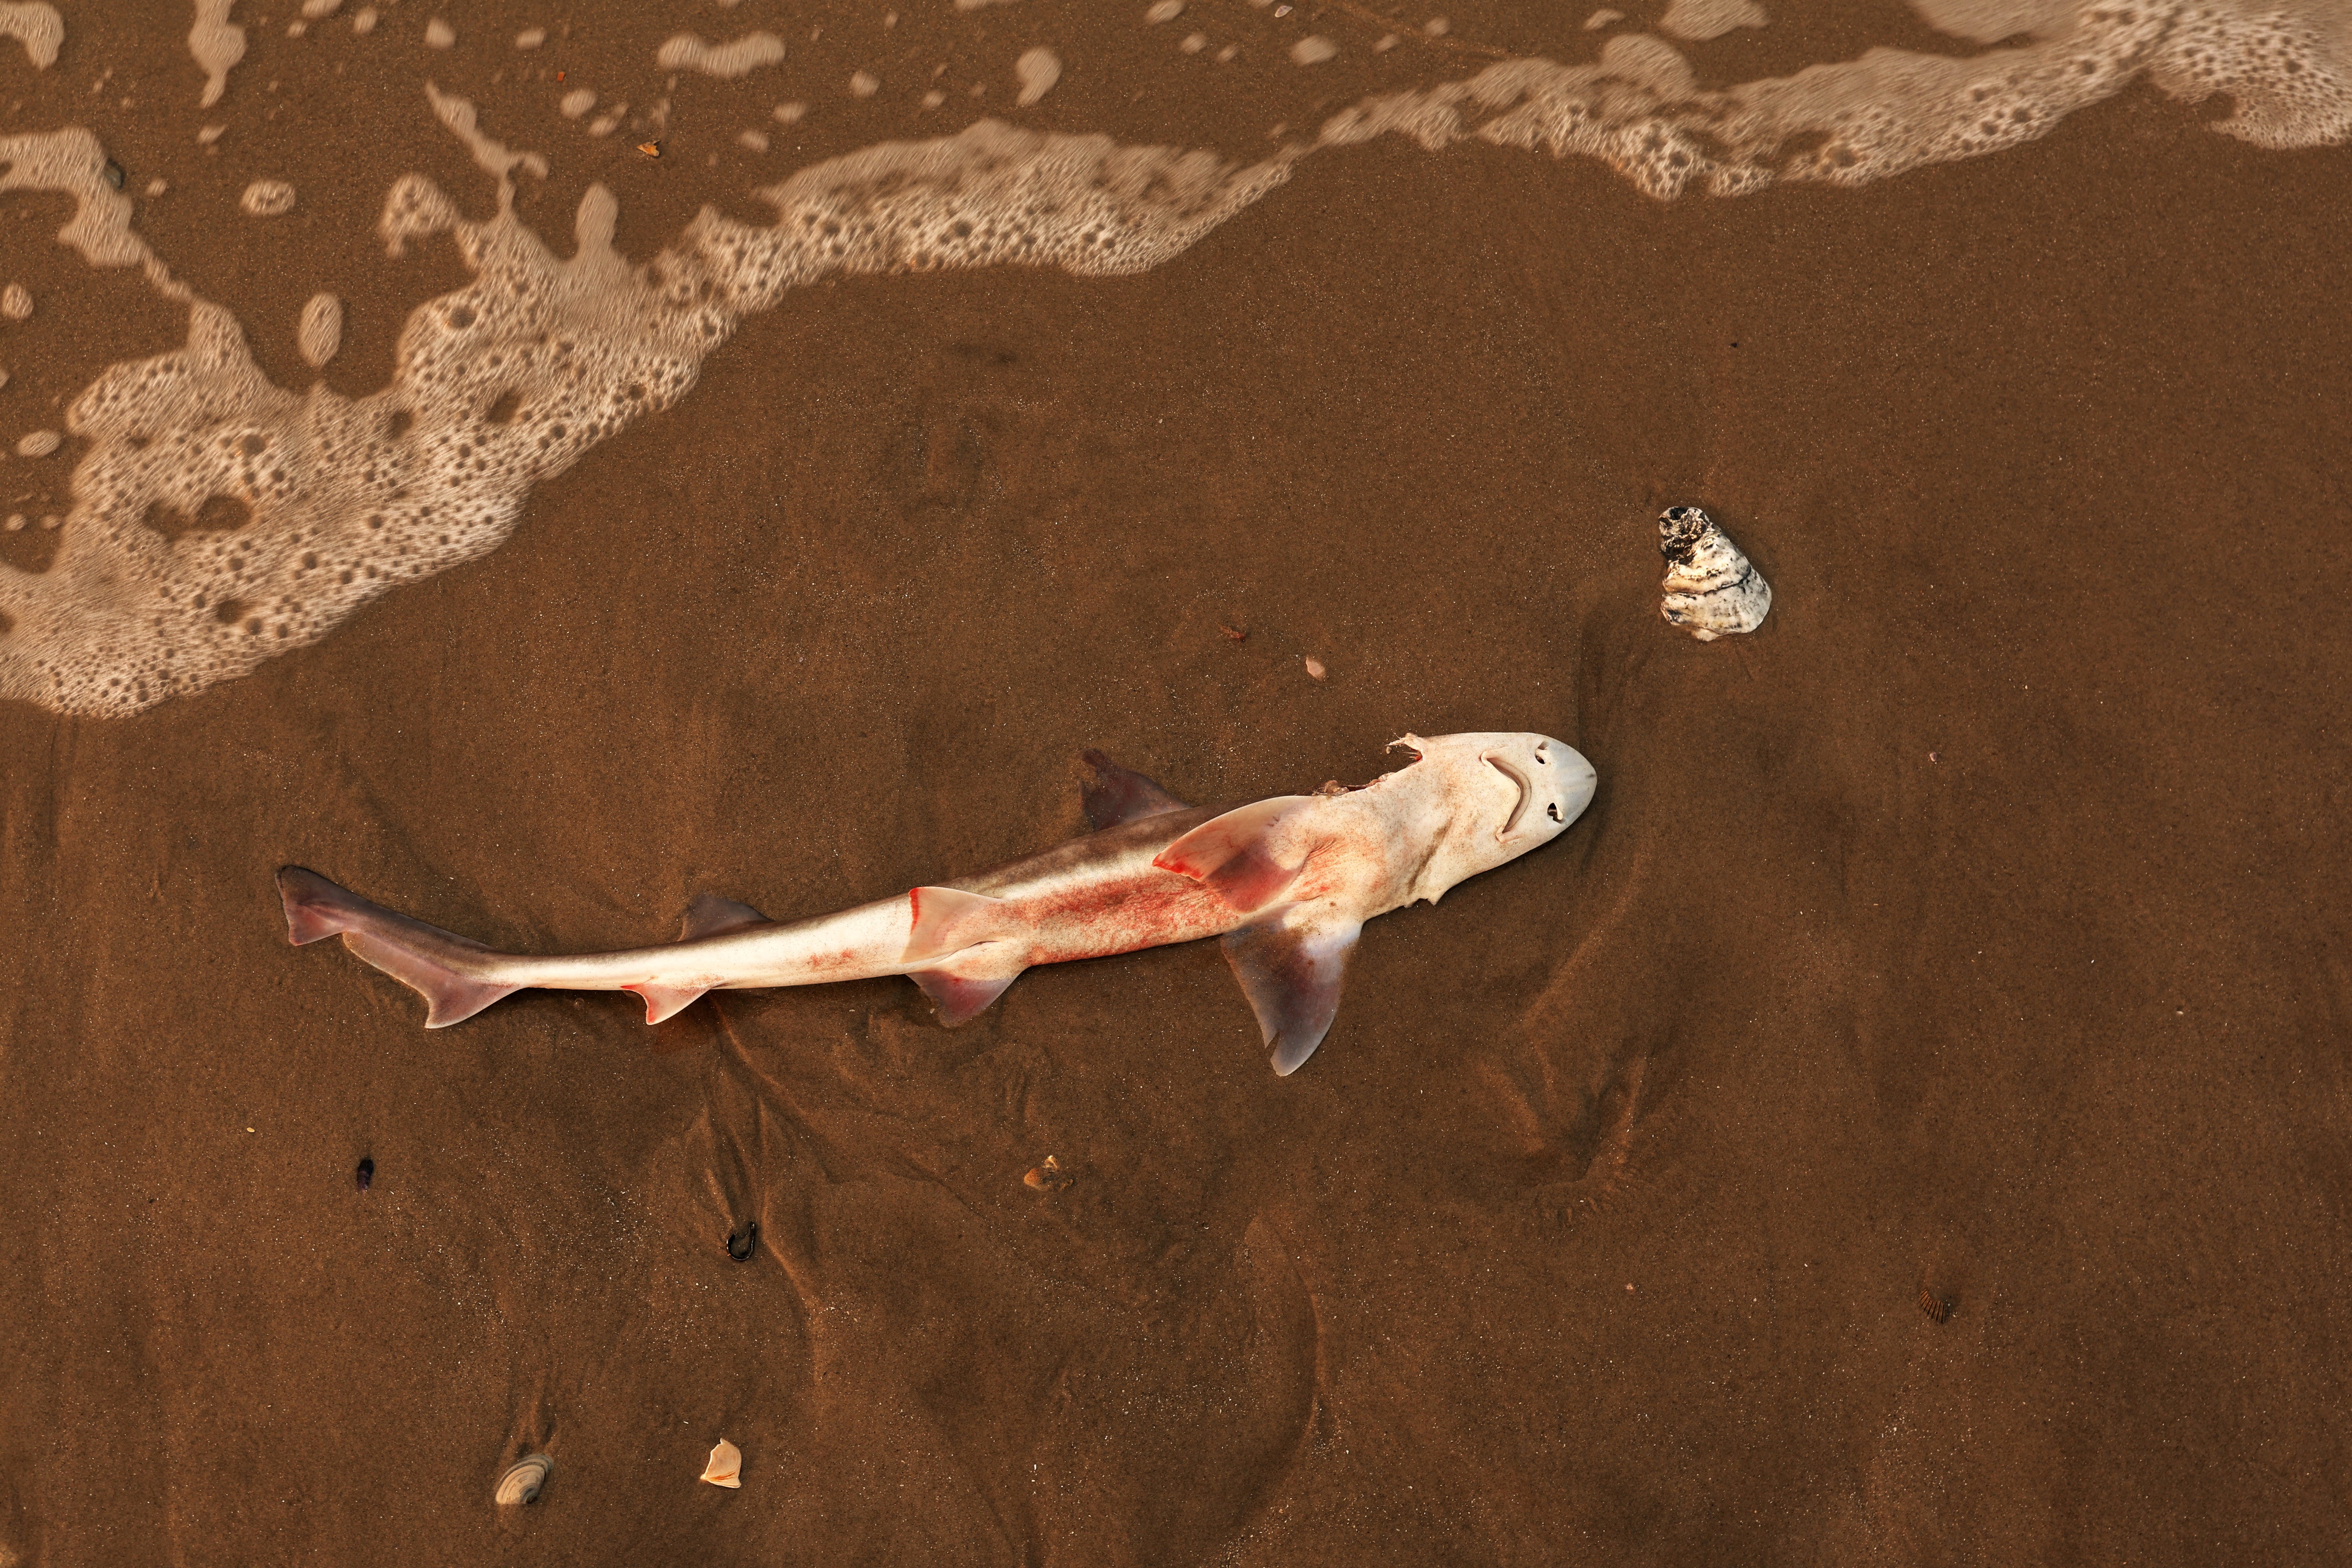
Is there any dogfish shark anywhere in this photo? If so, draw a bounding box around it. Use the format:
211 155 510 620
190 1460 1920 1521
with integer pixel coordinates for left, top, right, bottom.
278 731 1596 1074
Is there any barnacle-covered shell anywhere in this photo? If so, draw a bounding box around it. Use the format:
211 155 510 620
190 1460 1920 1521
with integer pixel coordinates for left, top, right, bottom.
1659 506 1770 641
700 1438 743 1488
495 1453 554 1506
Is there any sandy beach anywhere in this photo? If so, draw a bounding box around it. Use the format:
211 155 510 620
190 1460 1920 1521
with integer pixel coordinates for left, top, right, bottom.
3 3 2349 1562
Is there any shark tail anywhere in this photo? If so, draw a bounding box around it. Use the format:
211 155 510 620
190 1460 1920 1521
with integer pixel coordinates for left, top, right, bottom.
277 866 522 1028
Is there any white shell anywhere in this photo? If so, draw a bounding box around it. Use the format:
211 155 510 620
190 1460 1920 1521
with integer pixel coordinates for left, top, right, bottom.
700 1437 743 1488
1658 506 1769 641
494 1453 554 1506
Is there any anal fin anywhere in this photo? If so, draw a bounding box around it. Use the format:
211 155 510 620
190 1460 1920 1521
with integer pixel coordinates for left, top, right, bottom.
624 894 779 1024
624 983 710 1025
909 967 1021 1027
1220 910 1363 1076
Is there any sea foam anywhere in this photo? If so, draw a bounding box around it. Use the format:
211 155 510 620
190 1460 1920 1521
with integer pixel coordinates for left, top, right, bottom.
0 111 1292 715
3 0 2350 715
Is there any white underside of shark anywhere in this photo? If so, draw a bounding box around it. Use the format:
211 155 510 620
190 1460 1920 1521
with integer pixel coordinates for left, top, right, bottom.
278 731 1597 1074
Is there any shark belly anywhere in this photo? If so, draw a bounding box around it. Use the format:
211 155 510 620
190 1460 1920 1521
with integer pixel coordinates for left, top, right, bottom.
945 808 1239 968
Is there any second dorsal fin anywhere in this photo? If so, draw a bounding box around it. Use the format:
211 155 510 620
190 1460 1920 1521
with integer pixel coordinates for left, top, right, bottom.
680 893 771 940
1079 750 1193 831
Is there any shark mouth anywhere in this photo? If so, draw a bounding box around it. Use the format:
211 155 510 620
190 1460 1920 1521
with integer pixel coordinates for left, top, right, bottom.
1482 752 1534 842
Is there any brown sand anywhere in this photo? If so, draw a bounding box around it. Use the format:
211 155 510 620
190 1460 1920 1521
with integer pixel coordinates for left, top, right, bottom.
4 8 2351 1564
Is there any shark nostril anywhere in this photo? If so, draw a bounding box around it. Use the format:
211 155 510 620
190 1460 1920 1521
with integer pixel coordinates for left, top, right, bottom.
1547 802 1563 823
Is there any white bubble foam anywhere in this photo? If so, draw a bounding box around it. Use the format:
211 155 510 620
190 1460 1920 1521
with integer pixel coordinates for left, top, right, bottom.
189 0 246 109
560 87 595 118
297 293 341 368
657 31 786 80
424 18 454 49
240 179 295 216
1291 36 1338 65
1660 0 1768 41
16 430 59 457
0 2 62 69
1320 1 2352 199
1 283 29 320
1146 1 1185 22
352 7 377 36
738 128 771 151
0 107 1294 715
426 81 548 183
850 70 881 98
515 28 546 51
1016 47 1063 105
299 0 343 16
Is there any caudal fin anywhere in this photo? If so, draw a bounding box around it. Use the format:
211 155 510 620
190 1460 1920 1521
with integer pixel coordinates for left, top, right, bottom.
276 866 522 1028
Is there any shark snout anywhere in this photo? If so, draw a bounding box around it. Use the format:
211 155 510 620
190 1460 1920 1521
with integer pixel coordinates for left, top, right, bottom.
1485 734 1594 845
1543 740 1598 831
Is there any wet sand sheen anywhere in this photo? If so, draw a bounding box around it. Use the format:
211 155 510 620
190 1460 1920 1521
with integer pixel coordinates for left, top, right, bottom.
3 9 2351 1566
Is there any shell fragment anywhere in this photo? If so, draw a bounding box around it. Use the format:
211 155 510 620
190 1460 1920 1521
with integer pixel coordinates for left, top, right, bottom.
1658 505 1770 641
701 1437 743 1488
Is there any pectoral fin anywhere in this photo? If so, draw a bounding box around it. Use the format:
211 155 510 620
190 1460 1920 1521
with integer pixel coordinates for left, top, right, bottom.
1079 750 1192 830
1152 797 1317 913
1220 911 1363 1076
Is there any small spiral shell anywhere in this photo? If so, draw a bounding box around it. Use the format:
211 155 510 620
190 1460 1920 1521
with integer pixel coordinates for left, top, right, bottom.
494 1453 554 1506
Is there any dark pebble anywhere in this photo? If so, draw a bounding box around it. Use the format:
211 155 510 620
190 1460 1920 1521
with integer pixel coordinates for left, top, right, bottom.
726 1220 758 1261
103 162 125 190
355 1156 374 1192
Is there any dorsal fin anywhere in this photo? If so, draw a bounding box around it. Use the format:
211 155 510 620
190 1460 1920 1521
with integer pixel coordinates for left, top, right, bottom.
1079 750 1192 831
1221 910 1363 1075
680 893 771 941
1151 796 1318 913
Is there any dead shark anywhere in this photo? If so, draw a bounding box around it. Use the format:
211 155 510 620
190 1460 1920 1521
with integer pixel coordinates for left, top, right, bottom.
277 731 1597 1074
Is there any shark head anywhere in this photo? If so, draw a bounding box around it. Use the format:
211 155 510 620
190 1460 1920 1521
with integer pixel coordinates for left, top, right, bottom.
1383 731 1597 902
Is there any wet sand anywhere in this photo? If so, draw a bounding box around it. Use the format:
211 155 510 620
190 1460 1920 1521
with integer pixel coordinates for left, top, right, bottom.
4 10 2351 1564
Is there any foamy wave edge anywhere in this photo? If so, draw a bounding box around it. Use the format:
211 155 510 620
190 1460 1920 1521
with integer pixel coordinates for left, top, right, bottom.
3 0 2345 717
